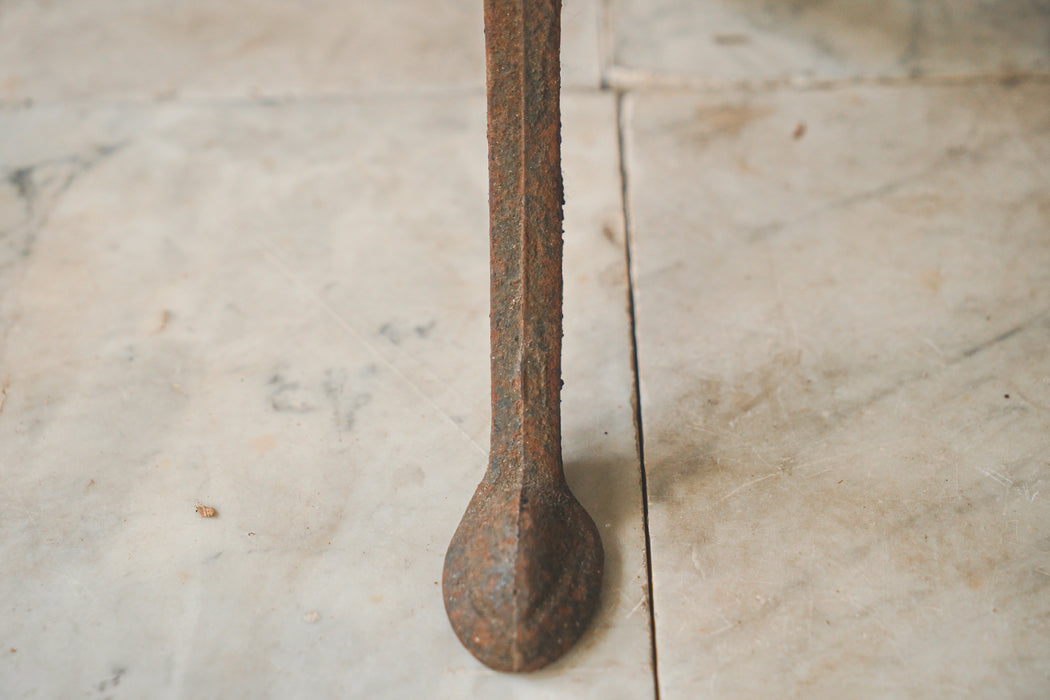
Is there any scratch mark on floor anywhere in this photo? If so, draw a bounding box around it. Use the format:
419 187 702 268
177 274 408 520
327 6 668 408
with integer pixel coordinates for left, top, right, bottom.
975 465 1014 488
716 472 777 504
626 595 647 619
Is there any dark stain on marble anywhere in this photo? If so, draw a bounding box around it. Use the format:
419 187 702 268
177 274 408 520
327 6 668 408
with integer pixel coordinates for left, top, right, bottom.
4 142 127 213
377 322 399 344
96 666 126 693
267 369 317 414
378 319 437 345
414 319 436 339
7 167 35 203
684 103 773 144
322 367 372 431
1 142 128 270
266 364 376 430
713 32 751 46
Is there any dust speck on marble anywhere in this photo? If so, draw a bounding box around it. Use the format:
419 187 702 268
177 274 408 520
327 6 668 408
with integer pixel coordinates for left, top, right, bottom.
303 610 321 624
153 309 173 333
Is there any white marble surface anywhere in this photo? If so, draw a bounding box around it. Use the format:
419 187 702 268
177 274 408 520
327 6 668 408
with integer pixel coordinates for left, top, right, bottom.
607 0 1050 86
624 83 1050 697
6 1 1050 697
0 93 652 696
0 0 601 100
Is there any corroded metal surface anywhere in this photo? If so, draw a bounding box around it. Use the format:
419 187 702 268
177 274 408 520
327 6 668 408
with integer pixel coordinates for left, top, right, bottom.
441 0 604 673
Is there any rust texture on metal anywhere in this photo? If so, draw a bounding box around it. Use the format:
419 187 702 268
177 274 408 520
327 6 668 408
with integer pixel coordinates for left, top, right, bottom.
441 0 604 673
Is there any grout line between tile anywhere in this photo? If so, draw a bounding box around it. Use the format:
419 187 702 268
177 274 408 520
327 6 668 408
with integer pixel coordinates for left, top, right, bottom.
0 86 487 110
0 85 619 112
603 66 1050 94
615 89 660 700
7 68 1039 114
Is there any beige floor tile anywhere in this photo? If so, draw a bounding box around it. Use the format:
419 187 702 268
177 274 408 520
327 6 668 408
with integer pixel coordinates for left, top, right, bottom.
624 83 1050 697
607 0 1050 86
0 93 651 697
0 0 601 101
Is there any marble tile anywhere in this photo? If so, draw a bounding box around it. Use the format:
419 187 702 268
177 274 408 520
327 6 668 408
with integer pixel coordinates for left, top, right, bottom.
0 0 601 101
624 83 1050 697
0 93 651 696
607 0 1050 86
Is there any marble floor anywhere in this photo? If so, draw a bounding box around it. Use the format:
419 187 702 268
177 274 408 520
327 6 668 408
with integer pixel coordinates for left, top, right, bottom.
1 1 1048 698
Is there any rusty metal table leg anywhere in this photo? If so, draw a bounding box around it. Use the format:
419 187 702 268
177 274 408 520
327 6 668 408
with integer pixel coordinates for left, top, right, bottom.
441 0 604 673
